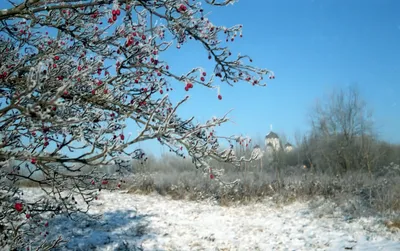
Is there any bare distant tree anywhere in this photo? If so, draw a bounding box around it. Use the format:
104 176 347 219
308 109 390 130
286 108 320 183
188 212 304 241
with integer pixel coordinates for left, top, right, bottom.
308 85 378 174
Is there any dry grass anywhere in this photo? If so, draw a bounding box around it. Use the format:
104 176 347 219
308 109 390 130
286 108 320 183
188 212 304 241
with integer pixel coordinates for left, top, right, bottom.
123 155 400 218
15 153 400 218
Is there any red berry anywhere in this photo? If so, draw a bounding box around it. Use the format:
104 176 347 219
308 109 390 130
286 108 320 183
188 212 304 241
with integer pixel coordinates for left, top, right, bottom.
200 77 205 82
210 174 214 179
26 213 31 219
112 10 116 15
78 65 82 71
103 89 108 94
14 202 23 212
91 90 96 95
54 55 60 60
43 141 49 147
159 90 163 94
44 222 49 227
116 9 121 15
120 134 125 140
31 158 37 164
112 15 117 21
102 180 108 185
117 183 121 188
218 94 222 100
178 4 187 12
202 72 207 76
184 86 189 91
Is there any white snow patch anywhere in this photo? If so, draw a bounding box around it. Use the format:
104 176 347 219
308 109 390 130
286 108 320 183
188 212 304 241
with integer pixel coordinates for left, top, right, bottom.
20 188 400 250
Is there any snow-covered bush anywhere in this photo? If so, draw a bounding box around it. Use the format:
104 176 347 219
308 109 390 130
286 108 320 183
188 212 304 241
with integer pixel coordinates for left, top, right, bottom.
0 0 274 249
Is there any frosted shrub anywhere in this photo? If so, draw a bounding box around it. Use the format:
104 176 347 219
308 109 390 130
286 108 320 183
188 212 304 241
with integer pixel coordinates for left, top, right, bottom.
0 0 273 249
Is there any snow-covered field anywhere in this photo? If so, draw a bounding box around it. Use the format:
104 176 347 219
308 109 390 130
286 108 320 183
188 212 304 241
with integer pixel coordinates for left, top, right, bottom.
22 188 400 251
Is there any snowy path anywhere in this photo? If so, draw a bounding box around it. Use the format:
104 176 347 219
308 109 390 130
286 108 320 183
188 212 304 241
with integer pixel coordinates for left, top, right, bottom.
23 189 400 250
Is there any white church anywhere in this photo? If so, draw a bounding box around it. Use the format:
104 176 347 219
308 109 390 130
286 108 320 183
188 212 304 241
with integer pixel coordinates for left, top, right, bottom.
264 126 293 153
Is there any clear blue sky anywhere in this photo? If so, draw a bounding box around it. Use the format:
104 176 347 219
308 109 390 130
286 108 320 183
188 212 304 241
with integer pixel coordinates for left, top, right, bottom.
2 0 400 157
155 0 400 154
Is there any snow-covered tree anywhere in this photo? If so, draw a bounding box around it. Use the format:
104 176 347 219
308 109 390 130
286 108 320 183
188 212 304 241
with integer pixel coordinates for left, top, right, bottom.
0 0 274 249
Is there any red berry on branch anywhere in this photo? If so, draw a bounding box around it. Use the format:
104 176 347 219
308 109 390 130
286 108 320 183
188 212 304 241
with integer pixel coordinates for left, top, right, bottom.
14 202 23 212
54 55 60 60
178 4 187 12
31 158 37 164
218 94 222 100
210 174 215 179
26 213 31 219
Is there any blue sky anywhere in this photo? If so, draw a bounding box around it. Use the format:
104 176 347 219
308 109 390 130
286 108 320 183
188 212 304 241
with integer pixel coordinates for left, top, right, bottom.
2 0 400 157
156 0 400 153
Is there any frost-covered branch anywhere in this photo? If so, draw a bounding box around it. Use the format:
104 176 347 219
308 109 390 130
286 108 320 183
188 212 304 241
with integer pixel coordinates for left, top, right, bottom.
0 0 274 249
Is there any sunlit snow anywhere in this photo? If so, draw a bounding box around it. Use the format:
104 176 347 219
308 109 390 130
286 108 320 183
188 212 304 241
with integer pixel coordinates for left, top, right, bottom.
21 188 400 251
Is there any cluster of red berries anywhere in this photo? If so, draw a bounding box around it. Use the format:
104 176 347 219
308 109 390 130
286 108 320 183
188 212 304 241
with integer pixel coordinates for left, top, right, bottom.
0 72 8 79
108 8 121 23
200 71 206 81
184 82 194 91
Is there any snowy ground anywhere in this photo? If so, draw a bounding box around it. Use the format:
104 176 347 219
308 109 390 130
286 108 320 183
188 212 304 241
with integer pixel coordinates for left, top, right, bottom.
22 188 400 251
